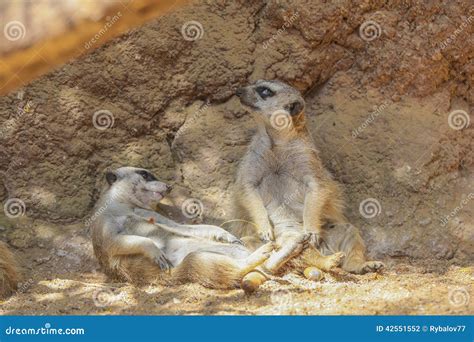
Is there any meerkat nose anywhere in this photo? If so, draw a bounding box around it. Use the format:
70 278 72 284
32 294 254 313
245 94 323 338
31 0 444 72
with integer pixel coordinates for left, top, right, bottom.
235 88 244 97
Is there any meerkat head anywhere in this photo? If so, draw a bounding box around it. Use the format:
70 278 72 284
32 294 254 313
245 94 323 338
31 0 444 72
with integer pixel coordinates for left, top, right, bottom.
104 167 172 210
236 80 305 131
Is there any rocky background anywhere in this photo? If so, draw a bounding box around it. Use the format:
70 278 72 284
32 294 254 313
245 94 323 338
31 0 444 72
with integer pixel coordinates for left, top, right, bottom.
0 0 473 265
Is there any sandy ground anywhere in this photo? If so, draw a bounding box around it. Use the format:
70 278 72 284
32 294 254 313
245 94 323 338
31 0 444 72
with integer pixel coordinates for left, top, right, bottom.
0 223 472 315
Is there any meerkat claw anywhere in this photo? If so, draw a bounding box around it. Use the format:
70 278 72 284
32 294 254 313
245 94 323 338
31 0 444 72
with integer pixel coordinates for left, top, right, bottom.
308 233 323 248
215 232 243 245
361 261 385 273
259 231 274 243
155 254 173 271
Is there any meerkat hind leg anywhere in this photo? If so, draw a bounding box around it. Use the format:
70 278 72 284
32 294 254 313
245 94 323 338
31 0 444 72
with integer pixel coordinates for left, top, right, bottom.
173 243 273 290
239 242 275 273
300 246 345 273
241 234 309 294
324 223 384 274
264 233 309 273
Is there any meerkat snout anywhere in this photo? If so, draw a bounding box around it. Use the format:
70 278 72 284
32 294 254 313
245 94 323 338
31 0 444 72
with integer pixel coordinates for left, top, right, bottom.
105 167 171 209
236 80 305 128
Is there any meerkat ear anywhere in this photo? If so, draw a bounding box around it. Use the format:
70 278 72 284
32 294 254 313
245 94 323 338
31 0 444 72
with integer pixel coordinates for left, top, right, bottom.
286 101 304 116
105 171 117 185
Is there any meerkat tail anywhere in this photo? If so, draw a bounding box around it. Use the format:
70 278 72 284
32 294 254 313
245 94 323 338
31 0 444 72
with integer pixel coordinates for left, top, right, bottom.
0 241 20 298
172 252 244 289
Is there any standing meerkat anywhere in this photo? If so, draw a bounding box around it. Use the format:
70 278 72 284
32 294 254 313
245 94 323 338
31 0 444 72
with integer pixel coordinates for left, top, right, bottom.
232 80 384 290
90 166 273 290
0 241 20 298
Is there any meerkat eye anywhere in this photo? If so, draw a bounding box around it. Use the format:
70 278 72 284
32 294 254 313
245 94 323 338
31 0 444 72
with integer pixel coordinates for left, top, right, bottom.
136 170 157 182
105 171 117 185
255 86 275 99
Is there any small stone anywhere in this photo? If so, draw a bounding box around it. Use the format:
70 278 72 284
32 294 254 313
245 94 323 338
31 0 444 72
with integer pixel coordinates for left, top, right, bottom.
304 267 323 281
34 256 51 264
56 249 67 257
418 218 431 226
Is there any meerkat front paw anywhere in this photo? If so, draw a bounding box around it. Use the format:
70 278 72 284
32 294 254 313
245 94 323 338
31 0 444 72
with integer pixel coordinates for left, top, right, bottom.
260 241 276 255
359 260 384 274
246 242 275 266
213 231 243 245
304 231 323 248
146 249 173 271
258 225 275 242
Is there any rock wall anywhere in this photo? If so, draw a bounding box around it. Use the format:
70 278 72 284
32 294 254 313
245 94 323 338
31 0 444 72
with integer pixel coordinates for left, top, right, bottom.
0 0 472 261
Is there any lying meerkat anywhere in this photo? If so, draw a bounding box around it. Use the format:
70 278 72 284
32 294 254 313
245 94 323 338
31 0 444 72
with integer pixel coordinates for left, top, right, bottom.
0 241 20 298
90 166 273 290
233 80 384 290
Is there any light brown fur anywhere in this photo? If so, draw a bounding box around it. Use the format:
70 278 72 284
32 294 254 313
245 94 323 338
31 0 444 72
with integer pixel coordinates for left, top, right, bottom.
232 80 384 291
90 167 273 291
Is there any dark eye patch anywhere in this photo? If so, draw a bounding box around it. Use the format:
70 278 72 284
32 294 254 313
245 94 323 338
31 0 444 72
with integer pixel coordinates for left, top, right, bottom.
255 86 275 99
136 170 157 182
105 171 117 185
285 101 303 116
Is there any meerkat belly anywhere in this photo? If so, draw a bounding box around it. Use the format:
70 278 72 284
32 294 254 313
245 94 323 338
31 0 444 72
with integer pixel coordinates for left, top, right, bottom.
162 237 250 266
259 169 305 213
